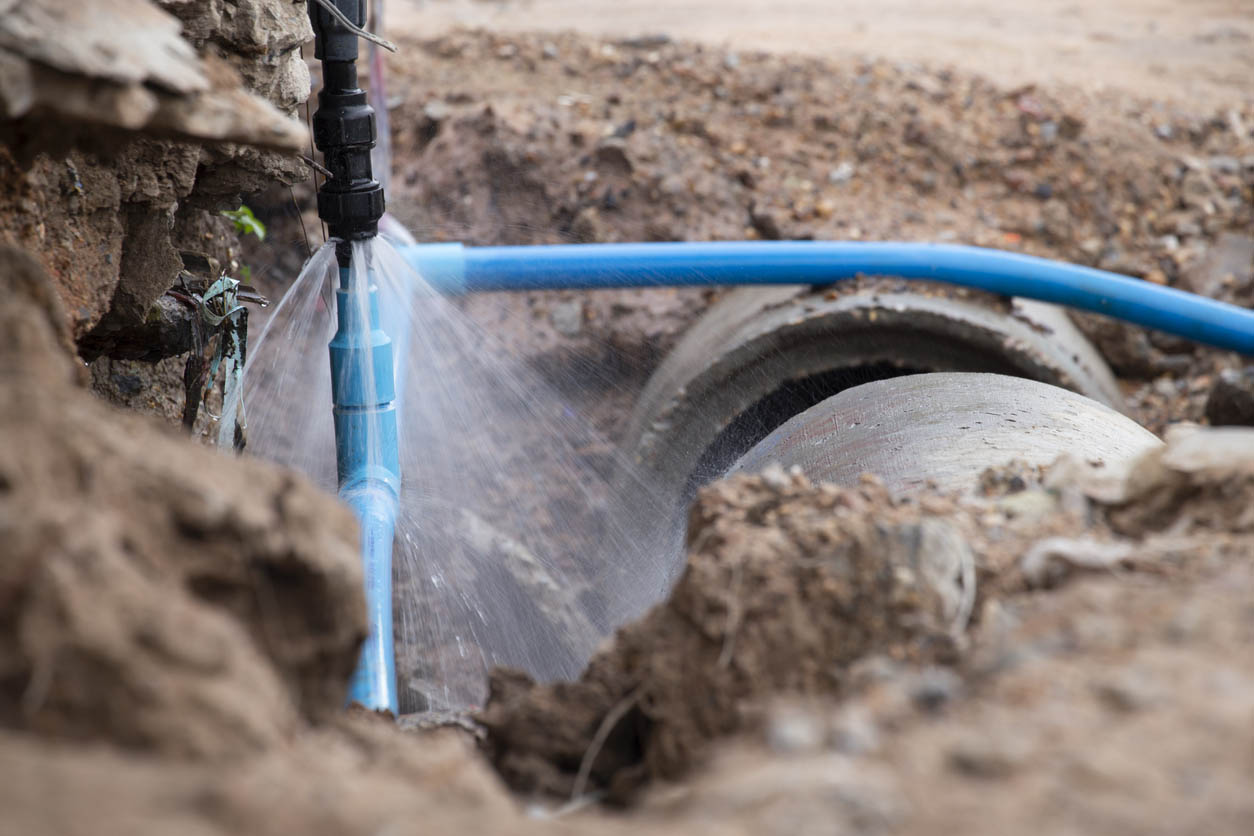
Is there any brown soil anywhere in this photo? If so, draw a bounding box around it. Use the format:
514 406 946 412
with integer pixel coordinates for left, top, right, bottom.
0 245 364 758
379 28 1253 437
5 8 1254 836
398 0 1254 110
476 431 1254 811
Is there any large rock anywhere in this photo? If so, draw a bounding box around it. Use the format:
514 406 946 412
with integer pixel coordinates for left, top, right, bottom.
0 0 306 150
0 246 364 758
0 0 311 347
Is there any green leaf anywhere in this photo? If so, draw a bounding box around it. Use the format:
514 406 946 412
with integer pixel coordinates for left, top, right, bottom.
220 205 267 242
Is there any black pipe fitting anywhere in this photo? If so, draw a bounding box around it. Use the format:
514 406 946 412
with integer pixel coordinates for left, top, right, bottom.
309 0 385 266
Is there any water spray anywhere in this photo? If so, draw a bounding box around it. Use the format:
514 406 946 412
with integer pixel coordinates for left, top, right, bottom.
281 4 1254 716
310 0 400 712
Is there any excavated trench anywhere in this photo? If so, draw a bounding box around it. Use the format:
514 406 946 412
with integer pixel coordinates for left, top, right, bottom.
6 9 1254 836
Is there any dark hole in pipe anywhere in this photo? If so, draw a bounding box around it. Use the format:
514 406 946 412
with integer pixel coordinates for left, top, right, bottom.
681 362 928 500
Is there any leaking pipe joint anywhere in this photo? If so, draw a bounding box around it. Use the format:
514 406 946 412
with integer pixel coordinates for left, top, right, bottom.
309 0 385 266
329 266 401 713
312 0 399 712
399 241 1254 355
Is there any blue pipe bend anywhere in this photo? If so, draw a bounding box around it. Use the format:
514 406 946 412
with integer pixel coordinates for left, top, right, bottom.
401 241 1254 355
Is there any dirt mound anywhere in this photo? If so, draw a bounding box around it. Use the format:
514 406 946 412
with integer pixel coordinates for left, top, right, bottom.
390 30 1251 283
478 421 1254 804
0 711 555 836
376 29 1253 438
479 468 972 800
0 246 364 758
640 546 1254 836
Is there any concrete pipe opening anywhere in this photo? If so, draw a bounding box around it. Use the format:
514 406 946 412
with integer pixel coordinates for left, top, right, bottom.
625 280 1128 516
731 372 1162 496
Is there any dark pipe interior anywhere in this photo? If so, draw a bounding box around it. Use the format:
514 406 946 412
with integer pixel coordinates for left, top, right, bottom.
682 361 927 499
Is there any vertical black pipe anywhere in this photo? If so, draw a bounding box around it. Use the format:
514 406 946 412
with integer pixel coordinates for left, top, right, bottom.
308 0 385 268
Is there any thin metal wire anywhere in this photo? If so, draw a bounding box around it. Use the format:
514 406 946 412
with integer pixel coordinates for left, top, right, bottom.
309 0 398 52
300 41 328 246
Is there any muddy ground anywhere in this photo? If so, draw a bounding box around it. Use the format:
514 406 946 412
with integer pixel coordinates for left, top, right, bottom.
4 3 1254 835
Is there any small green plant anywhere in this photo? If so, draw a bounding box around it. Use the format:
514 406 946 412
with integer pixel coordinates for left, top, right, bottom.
221 205 267 241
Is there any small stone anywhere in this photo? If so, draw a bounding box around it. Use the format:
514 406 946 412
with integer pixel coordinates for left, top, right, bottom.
908 667 964 713
905 75 945 99
749 204 784 240
614 34 671 49
422 100 450 123
1180 231 1254 298
1204 367 1254 426
541 42 558 59
1209 155 1241 175
1155 123 1174 140
827 162 856 184
947 733 1029 779
549 300 584 337
766 704 824 754
1094 669 1161 713
829 706 880 755
997 489 1057 520
759 462 796 490
593 140 633 175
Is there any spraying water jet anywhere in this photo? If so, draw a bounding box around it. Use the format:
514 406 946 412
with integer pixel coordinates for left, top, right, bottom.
246 5 1254 714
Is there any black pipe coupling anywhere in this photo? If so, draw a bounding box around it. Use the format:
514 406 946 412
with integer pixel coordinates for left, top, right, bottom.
309 0 385 264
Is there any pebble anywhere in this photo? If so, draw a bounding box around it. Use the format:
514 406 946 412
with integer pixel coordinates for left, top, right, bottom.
947 732 1030 779
1204 367 1254 426
1094 669 1162 713
828 162 856 184
907 667 965 713
829 706 880 755
766 704 825 754
422 100 450 123
549 300 584 337
1208 155 1241 175
997 489 1057 521
593 140 634 175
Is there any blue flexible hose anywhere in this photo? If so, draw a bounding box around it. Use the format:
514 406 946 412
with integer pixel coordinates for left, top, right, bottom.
401 241 1254 355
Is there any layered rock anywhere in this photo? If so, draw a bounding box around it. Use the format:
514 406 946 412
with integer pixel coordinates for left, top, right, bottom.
0 0 312 351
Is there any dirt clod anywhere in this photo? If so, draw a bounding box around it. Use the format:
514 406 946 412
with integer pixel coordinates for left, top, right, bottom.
0 246 364 758
480 469 968 800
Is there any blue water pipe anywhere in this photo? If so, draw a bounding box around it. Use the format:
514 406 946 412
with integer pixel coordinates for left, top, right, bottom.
327 235 1254 713
329 266 401 713
312 0 1254 717
400 241 1254 355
